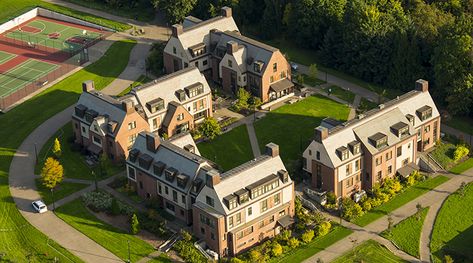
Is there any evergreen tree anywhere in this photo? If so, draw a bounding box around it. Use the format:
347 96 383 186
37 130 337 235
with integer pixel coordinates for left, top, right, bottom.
52 138 61 159
130 213 140 234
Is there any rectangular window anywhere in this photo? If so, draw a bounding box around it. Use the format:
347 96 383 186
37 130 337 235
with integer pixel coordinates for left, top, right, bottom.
165 186 169 195
248 207 252 216
273 63 277 72
181 194 185 204
173 190 177 202
152 118 158 129
236 213 241 224
177 113 184 121
386 151 392 160
316 151 320 160
206 196 214 207
387 165 392 175
128 134 137 149
228 59 232 67
270 76 274 83
376 157 382 166
93 136 101 145
203 59 208 66
173 47 176 54
397 146 402 157
127 166 135 180
261 199 268 212
195 61 198 67
424 125 430 132
128 121 136 130
158 183 162 194
346 164 351 175
274 193 280 205
229 216 234 228
355 159 360 171
377 171 382 181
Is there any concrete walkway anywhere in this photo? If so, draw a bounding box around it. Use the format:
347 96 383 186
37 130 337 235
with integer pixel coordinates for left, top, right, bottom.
304 171 473 263
246 122 261 158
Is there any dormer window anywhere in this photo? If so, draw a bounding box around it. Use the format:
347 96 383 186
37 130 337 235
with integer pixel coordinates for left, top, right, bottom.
138 154 153 169
224 195 237 210
129 149 140 162
188 43 206 57
185 83 204 98
153 161 165 176
369 133 388 149
192 178 203 193
165 167 177 182
336 146 349 161
177 174 189 188
277 170 289 183
254 61 264 73
74 104 87 118
406 114 415 127
146 98 164 113
235 189 249 204
416 106 432 121
391 122 409 138
176 89 186 102
84 109 98 123
348 141 361 155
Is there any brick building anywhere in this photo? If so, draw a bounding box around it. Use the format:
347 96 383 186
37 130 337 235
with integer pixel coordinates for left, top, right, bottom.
302 79 441 198
163 7 293 103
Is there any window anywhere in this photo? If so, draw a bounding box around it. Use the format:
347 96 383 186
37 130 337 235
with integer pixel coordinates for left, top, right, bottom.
376 156 382 166
280 71 286 78
273 63 277 72
173 190 177 202
211 232 215 240
158 183 162 194
377 171 382 181
228 198 237 210
165 186 169 195
424 125 430 132
355 159 360 171
128 121 136 130
397 146 402 157
236 213 241 224
274 194 280 205
387 165 392 175
408 143 411 149
181 194 186 204
166 202 175 211
356 173 360 182
386 151 392 160
433 121 438 138
270 76 274 83
177 113 184 121
261 199 268 212
228 59 232 67
184 62 188 68
152 118 158 129
316 151 320 160
195 61 198 67
229 216 234 228
206 196 215 207
279 210 286 216
173 47 176 54
403 158 409 166
203 59 208 66
346 164 351 175
346 177 353 187
93 136 102 145
201 227 205 235
342 150 349 160
127 166 136 180
248 207 252 216
308 150 312 156
128 134 137 149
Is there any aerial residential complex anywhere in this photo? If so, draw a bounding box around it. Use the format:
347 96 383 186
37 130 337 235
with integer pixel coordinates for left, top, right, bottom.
303 80 440 198
72 67 212 161
164 7 294 102
126 132 294 256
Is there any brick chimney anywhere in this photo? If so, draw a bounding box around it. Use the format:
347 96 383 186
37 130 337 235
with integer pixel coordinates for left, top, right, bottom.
265 143 279 157
121 100 135 114
82 80 94 92
226 41 238 55
221 7 232 17
314 126 329 143
146 132 160 152
171 24 183 37
415 79 429 92
206 169 220 188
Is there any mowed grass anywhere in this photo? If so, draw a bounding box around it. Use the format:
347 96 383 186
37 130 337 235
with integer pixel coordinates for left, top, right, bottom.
322 84 356 103
0 39 134 261
353 176 449 226
198 125 254 171
302 73 326 86
430 142 456 169
381 207 429 258
64 0 156 22
35 178 89 205
35 122 124 180
445 116 473 135
118 74 153 96
270 226 352 263
0 0 131 31
431 182 473 263
56 199 155 262
255 95 350 174
450 158 473 175
332 240 407 263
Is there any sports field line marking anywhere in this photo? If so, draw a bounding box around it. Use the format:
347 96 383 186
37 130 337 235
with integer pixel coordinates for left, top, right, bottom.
23 21 46 35
0 60 58 93
0 51 16 65
0 66 56 94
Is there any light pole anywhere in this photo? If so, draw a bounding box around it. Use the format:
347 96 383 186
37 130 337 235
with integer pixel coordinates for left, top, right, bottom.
339 198 343 225
34 143 38 165
51 188 55 211
92 170 98 191
127 240 131 263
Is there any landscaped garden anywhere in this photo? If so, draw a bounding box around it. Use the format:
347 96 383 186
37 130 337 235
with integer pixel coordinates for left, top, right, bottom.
254 95 350 177
332 240 406 263
381 207 429 258
322 85 356 103
197 125 254 171
349 174 449 226
430 141 471 173
0 39 135 261
35 178 89 205
431 182 473 263
358 97 378 112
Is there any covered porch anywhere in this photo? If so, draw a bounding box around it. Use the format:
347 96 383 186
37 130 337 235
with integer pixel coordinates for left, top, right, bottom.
269 79 294 101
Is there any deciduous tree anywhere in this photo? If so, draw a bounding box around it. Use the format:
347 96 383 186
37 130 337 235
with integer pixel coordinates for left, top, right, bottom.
198 117 221 140
41 157 64 190
52 138 61 158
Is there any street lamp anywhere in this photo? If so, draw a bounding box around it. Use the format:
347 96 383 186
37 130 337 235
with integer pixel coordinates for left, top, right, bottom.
51 188 55 211
34 143 38 165
127 240 131 263
338 198 343 225
92 170 98 191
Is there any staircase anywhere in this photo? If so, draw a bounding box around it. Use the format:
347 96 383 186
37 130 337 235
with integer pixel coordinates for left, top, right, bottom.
296 193 319 212
419 153 446 173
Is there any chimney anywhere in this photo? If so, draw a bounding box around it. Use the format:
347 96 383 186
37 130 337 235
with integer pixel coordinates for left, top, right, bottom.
206 169 221 188
82 80 95 92
221 6 232 17
184 144 195 153
146 132 160 152
415 79 429 92
265 143 279 157
277 170 289 183
121 100 135 114
171 24 183 37
314 126 329 143
226 41 238 55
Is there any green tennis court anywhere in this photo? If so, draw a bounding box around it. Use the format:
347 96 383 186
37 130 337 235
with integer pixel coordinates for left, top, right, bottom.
0 59 58 98
5 18 103 52
0 51 16 65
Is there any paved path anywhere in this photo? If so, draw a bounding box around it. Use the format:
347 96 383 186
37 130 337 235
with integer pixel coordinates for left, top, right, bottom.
246 122 261 158
304 171 473 263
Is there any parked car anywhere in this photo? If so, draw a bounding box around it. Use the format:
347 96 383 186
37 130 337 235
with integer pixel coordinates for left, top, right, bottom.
290 62 298 71
32 200 47 213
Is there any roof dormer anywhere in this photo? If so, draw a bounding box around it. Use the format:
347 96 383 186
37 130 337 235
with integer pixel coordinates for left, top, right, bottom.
336 146 349 161
368 132 388 149
416 105 432 121
391 122 409 138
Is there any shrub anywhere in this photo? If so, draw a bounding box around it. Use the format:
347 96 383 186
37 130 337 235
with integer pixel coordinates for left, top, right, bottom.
444 255 454 263
174 240 207 263
271 242 283 257
342 198 363 221
82 191 134 215
301 230 315 243
280 229 292 242
181 230 192 242
287 237 300 249
326 192 337 205
137 212 168 238
230 258 245 263
361 198 373 211
316 221 331 237
130 213 139 234
371 197 383 207
406 175 416 186
110 198 120 215
453 145 469 161
248 249 263 262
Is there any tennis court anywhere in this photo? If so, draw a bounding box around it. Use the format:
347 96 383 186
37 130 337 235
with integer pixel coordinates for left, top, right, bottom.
0 51 16 65
0 59 58 97
5 17 103 53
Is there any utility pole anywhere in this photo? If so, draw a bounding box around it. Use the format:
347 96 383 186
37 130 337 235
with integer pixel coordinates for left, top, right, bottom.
34 143 38 165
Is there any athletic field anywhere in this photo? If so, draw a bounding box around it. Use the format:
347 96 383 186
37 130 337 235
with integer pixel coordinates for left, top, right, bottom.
5 17 103 53
0 51 16 65
0 58 58 98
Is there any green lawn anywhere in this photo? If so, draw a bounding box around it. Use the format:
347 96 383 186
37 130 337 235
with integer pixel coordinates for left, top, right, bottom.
255 95 350 175
63 0 155 22
56 199 155 262
353 176 449 226
431 183 473 263
322 85 356 103
445 116 473 135
0 0 131 31
381 207 429 258
0 39 134 261
270 226 353 263
332 240 407 263
450 158 473 174
148 254 172 262
35 122 124 179
35 178 89 205
358 97 378 112
430 142 456 169
197 125 254 171
118 74 153 96
302 74 326 86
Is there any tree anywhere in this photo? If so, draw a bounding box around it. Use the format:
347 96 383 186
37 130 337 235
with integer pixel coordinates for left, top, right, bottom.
235 87 251 111
308 64 318 81
341 198 363 220
444 254 454 263
159 0 197 24
99 154 109 177
301 230 315 243
248 96 262 110
271 242 283 257
41 157 64 190
260 0 281 39
198 117 221 140
130 213 140 234
280 229 292 241
248 249 263 262
146 42 164 76
52 138 61 158
287 237 300 249
316 221 331 237
181 229 192 242
416 203 423 220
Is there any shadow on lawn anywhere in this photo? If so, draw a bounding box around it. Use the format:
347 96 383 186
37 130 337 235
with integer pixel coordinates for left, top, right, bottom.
433 225 473 263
